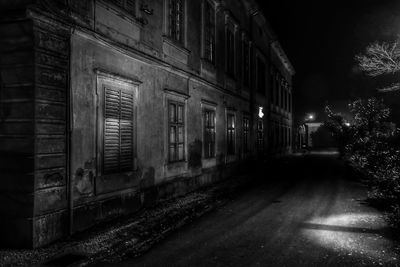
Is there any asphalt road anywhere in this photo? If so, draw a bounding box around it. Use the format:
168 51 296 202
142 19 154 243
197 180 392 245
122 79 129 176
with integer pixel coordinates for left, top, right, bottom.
112 152 399 267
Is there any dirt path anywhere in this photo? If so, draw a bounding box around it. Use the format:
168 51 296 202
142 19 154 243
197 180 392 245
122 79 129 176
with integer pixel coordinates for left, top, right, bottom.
110 152 399 267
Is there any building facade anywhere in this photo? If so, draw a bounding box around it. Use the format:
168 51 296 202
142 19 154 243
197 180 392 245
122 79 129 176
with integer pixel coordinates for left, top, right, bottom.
0 0 294 248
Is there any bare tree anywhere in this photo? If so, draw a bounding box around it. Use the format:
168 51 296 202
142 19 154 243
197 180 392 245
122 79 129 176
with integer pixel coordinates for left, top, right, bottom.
356 41 400 92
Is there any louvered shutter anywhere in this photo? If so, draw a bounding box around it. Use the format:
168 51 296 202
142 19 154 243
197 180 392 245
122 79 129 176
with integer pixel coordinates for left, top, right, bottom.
104 88 121 173
120 91 134 171
104 87 134 174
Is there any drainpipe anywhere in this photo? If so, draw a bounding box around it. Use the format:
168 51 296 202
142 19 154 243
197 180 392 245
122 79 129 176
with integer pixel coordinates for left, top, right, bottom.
67 27 75 236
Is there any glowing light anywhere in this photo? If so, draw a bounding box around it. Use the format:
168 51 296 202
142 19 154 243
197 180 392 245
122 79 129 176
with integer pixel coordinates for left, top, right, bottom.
345 122 350 127
258 107 264 118
305 113 315 121
302 213 398 265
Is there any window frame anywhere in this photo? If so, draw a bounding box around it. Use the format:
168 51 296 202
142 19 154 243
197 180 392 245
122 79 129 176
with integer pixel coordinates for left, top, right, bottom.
202 0 216 64
243 116 250 153
96 71 140 177
203 108 216 159
102 85 135 174
256 56 266 95
257 119 264 151
168 100 186 163
242 35 251 88
226 28 235 76
274 73 279 106
226 112 236 155
224 13 238 77
167 0 186 45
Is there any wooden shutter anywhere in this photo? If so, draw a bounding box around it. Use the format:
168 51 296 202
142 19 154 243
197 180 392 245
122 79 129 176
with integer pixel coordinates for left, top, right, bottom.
104 87 134 174
104 88 121 173
120 91 134 171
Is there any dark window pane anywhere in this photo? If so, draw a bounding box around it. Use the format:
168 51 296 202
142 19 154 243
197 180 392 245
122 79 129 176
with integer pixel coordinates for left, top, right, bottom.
227 114 235 155
170 126 176 143
169 145 176 161
178 126 184 142
169 103 176 122
169 0 184 43
178 144 184 160
257 58 266 94
203 109 216 158
169 101 185 162
178 105 183 123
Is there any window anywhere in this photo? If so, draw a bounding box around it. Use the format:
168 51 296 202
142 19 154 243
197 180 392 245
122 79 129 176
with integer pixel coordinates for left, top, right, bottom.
203 1 215 63
284 87 288 111
103 86 134 174
278 125 282 147
280 80 285 108
227 113 235 155
113 0 136 15
257 119 264 150
226 28 235 76
203 109 216 158
284 127 287 147
270 122 276 150
168 101 185 162
243 117 250 153
242 40 250 86
274 73 279 106
169 0 185 44
286 127 289 147
270 68 275 101
257 57 266 94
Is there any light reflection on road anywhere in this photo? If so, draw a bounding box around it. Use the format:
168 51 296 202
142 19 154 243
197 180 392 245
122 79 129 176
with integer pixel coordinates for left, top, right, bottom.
302 213 398 265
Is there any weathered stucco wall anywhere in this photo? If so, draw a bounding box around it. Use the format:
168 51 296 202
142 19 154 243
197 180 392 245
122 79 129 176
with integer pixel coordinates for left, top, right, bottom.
69 29 253 232
0 0 295 247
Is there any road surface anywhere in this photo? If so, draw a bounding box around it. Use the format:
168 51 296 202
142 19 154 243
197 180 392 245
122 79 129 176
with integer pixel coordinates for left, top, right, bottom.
110 152 399 267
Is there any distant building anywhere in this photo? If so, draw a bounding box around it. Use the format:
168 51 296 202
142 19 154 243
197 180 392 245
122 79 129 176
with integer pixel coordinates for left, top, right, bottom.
0 0 294 247
297 122 337 149
305 122 323 147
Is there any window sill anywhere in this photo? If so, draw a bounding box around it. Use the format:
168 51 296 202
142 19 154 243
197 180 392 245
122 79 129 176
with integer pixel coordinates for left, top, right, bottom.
162 36 190 54
100 171 138 179
166 160 187 169
201 58 216 68
97 0 143 28
202 157 217 168
200 58 217 80
162 36 190 66
226 154 237 163
225 75 237 91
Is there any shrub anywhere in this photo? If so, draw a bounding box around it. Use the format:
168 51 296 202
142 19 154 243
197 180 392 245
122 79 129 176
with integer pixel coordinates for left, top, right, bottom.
325 98 400 236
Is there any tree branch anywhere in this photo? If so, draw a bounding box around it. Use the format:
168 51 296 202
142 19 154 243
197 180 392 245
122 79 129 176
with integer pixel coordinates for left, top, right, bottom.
377 83 400 93
356 42 400 77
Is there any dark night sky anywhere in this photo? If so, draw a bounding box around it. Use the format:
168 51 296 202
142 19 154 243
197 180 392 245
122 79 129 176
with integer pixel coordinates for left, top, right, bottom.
260 0 400 122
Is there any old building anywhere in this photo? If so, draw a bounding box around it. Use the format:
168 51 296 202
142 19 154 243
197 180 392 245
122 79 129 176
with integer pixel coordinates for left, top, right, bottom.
0 0 294 248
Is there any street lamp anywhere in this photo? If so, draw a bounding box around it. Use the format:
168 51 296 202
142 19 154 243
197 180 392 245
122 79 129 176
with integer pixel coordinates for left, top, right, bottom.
305 113 315 122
